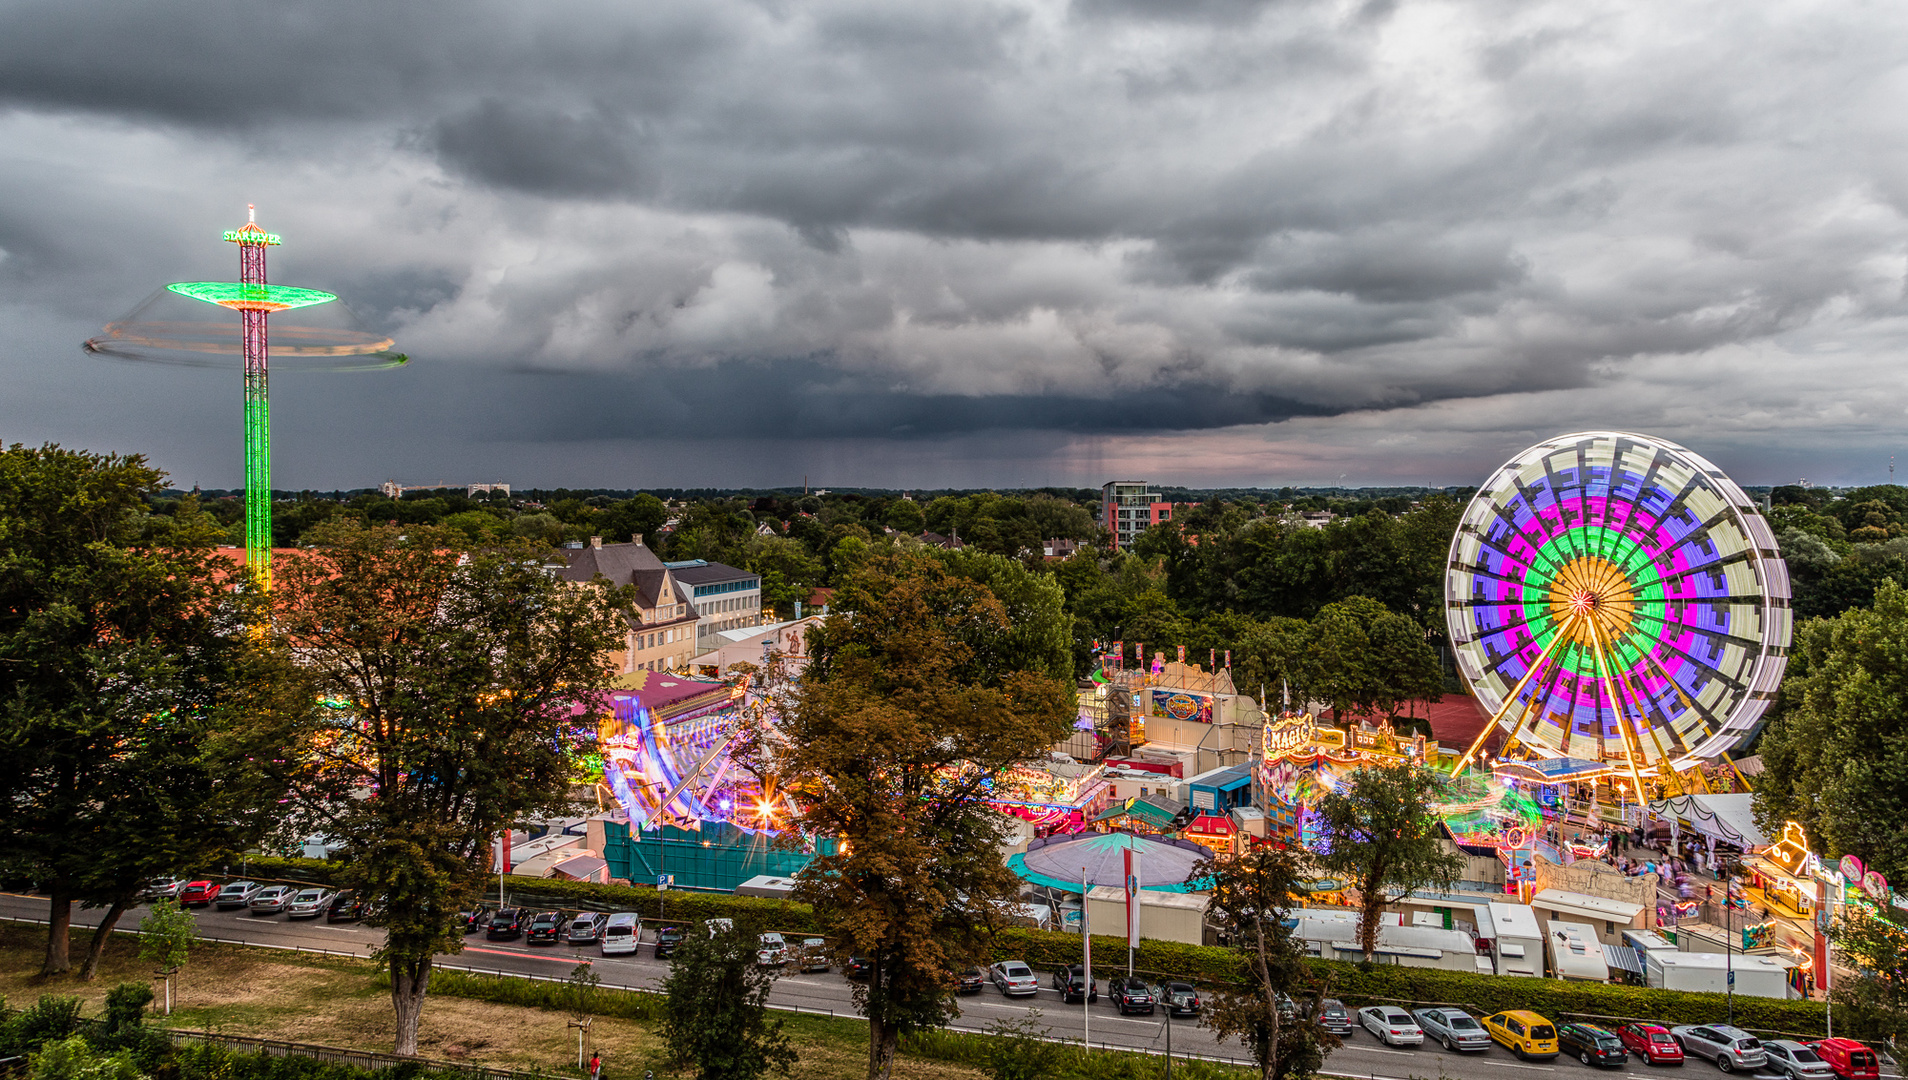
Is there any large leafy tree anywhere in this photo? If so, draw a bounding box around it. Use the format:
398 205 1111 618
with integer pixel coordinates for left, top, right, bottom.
782 551 1076 1080
0 444 310 977
1197 847 1333 1080
1312 763 1463 961
1755 580 1908 883
1306 596 1442 723
272 522 629 1055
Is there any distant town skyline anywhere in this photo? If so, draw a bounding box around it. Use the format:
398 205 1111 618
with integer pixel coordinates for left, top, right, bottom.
3 0 1905 492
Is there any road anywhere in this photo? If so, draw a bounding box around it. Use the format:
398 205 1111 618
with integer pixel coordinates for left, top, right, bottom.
1 892 1880 1080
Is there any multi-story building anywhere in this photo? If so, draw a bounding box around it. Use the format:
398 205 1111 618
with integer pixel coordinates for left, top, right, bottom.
557 537 701 673
665 559 764 652
1101 480 1176 550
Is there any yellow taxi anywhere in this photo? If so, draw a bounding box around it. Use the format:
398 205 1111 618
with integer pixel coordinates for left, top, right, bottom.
1483 1010 1559 1059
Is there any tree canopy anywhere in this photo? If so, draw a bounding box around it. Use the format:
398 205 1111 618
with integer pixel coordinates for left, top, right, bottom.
1312 764 1463 961
782 551 1077 1080
271 522 631 1056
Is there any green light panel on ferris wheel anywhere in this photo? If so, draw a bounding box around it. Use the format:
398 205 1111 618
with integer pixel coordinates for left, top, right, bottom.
167 281 338 311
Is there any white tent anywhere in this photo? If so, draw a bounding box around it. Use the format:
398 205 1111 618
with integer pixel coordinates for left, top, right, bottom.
1649 793 1767 847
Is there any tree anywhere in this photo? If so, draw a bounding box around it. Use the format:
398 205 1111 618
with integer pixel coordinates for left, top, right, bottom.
933 548 1074 680
136 901 194 1015
1312 763 1463 961
271 522 630 1055
1197 847 1332 1080
1755 580 1908 883
0 444 310 978
1306 597 1442 723
659 921 797 1080
782 552 1076 1080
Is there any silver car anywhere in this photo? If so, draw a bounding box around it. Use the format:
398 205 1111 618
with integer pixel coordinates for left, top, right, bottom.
248 885 293 915
1671 1025 1766 1073
1765 1041 1837 1080
214 881 263 909
285 888 333 918
1414 1007 1491 1052
1358 1006 1425 1047
989 960 1039 996
565 912 605 944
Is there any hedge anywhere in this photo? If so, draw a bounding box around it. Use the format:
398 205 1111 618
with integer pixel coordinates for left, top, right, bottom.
388 969 666 1023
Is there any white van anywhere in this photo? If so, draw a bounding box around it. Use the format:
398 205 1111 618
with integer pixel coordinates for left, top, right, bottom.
600 912 641 956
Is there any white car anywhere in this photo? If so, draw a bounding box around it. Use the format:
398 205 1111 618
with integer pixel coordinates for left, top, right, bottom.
214 881 263 909
285 888 333 919
989 961 1039 996
1359 1006 1425 1047
248 885 292 915
757 932 788 966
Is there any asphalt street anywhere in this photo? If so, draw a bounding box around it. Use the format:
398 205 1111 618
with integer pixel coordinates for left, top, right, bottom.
2 892 1886 1080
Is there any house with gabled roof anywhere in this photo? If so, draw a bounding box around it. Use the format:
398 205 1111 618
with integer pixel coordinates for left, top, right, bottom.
556 535 701 674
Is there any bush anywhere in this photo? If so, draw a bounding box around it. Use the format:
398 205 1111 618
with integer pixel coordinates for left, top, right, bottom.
166 1042 480 1080
494 876 821 934
2 995 84 1056
235 855 342 886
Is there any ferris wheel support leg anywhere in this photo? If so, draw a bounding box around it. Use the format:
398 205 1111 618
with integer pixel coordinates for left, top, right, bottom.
1587 619 1651 809
1449 612 1579 776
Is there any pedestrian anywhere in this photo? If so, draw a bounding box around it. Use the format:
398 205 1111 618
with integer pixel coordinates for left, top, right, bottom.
589 1053 602 1080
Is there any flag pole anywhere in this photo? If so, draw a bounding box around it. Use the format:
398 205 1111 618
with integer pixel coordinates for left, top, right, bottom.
1082 865 1091 1051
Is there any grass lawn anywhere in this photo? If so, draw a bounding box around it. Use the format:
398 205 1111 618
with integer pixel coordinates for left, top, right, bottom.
0 921 990 1080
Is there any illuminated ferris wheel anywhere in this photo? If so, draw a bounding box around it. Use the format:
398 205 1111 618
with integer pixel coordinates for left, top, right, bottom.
1445 432 1792 781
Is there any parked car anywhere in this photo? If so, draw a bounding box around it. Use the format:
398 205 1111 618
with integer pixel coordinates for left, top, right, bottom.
797 938 830 973
248 886 293 915
1810 1039 1881 1080
285 888 333 919
526 910 567 945
990 961 1039 997
1052 965 1097 1004
1559 1023 1628 1067
460 906 492 933
600 912 639 955
1160 981 1200 1018
215 881 264 909
178 881 219 907
140 878 187 901
565 912 605 945
1414 1008 1490 1052
1617 1023 1685 1065
1313 998 1354 1036
757 932 789 967
486 907 527 940
653 924 684 959
1484 1011 1559 1059
327 892 364 923
1358 1006 1424 1048
1765 1041 1837 1080
845 956 873 981
1670 1026 1765 1073
1108 976 1155 1016
954 966 984 994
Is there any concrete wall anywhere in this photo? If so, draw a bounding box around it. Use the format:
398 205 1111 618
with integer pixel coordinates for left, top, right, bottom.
1533 859 1659 929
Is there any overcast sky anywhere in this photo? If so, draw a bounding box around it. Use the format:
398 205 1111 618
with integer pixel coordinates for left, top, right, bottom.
2 0 1906 491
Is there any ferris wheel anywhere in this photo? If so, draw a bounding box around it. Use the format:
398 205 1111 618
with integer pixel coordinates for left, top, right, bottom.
1445 432 1792 779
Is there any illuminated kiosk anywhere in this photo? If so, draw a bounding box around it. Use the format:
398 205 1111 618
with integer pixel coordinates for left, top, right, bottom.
1443 431 1791 795
84 207 403 588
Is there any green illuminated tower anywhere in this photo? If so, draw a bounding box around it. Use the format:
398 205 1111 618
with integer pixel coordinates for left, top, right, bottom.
168 207 338 588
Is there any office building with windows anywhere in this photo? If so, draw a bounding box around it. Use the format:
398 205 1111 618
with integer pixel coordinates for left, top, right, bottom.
666 560 764 651
1101 480 1176 550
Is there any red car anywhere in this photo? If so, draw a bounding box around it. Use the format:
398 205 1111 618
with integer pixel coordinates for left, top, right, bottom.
1617 1024 1684 1065
177 880 219 907
1811 1039 1879 1080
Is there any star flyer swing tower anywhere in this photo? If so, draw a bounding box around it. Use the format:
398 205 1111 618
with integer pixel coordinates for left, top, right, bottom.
166 208 342 587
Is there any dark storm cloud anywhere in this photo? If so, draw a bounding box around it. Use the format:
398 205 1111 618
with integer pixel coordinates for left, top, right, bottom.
1 0 1906 486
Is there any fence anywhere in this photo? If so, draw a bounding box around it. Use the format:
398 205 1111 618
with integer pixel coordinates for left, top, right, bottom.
160 1028 562 1080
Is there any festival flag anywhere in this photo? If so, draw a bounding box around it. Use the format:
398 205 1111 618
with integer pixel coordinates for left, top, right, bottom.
1209 648 1216 670
1177 644 1186 664
1224 649 1231 669
1112 640 1123 670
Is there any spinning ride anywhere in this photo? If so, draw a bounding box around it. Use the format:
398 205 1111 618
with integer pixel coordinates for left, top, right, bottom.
1445 431 1791 789
84 208 403 587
